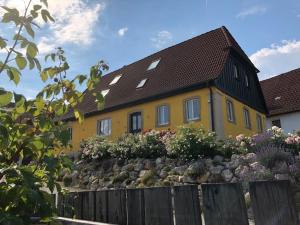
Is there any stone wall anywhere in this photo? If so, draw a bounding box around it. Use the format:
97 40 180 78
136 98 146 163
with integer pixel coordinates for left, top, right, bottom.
61 153 291 191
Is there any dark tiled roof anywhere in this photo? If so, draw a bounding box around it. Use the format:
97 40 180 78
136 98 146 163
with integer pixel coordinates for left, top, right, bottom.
63 26 252 120
260 68 300 116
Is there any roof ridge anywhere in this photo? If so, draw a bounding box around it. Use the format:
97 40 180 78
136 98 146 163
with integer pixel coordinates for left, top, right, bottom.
220 26 232 47
260 67 300 82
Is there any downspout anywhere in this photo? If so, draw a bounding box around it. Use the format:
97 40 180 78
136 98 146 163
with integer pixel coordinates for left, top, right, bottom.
209 86 215 132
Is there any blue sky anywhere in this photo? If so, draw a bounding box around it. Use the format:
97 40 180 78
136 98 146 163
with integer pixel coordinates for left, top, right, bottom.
1 0 300 98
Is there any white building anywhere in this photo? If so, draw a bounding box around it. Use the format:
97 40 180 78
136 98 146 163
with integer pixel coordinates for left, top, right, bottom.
261 68 300 134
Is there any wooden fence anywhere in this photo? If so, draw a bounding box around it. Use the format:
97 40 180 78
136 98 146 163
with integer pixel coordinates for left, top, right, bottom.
56 180 299 225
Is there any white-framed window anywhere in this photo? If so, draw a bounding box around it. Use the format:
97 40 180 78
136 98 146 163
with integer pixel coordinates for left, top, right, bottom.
185 98 200 121
157 105 170 126
136 78 148 89
147 59 160 70
243 108 251 129
97 119 112 136
109 74 122 85
101 89 110 97
233 64 239 79
67 127 72 141
226 99 235 122
257 114 263 133
245 74 249 87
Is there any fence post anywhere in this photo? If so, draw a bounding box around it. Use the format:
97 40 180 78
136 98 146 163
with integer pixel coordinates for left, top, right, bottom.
126 188 145 225
95 190 108 223
173 185 202 225
107 189 127 225
249 180 298 225
202 183 249 225
144 187 174 225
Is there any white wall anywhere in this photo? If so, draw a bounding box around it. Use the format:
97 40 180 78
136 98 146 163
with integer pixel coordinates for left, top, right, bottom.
266 111 300 134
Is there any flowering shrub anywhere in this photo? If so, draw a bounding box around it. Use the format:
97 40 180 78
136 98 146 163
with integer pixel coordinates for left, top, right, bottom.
79 126 300 161
80 136 111 160
166 126 218 160
109 133 141 159
217 135 248 158
138 130 168 158
256 145 292 169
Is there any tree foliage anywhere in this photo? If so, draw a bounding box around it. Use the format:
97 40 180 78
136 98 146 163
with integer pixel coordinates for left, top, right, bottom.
0 0 108 224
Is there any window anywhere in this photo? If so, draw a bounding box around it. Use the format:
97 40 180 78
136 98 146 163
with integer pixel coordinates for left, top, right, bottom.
272 119 281 128
129 112 142 133
136 79 148 89
101 89 110 97
147 59 160 70
226 99 235 122
243 108 251 129
245 74 249 87
67 127 72 142
109 74 122 85
97 119 112 136
157 105 170 126
257 114 263 133
233 65 239 79
185 98 200 121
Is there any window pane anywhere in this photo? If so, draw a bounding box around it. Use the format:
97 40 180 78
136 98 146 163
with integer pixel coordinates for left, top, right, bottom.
137 115 142 130
147 59 160 70
186 99 199 121
193 99 199 119
99 119 112 136
234 65 238 78
158 105 169 125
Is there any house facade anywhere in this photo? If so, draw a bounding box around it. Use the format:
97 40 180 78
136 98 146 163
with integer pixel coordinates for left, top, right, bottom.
63 26 267 151
261 68 300 133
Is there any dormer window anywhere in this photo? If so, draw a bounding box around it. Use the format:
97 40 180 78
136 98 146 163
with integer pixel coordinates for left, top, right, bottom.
245 74 249 87
109 74 122 85
136 79 148 89
233 64 239 79
101 89 110 97
147 59 160 71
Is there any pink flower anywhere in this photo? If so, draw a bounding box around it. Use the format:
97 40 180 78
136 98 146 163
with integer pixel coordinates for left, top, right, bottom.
236 134 245 142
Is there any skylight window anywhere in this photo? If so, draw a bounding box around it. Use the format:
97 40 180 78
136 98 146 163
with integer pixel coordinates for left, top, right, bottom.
147 59 160 70
136 79 148 89
109 74 122 85
101 89 110 97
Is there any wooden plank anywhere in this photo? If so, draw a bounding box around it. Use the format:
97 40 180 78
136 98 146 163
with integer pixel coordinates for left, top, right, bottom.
249 180 298 225
57 194 64 217
202 183 249 225
107 189 127 225
81 191 96 221
144 187 174 225
95 191 108 223
127 188 145 225
173 185 202 225
64 192 75 218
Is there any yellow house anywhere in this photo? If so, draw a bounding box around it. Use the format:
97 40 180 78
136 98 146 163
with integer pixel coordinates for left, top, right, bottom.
63 26 268 151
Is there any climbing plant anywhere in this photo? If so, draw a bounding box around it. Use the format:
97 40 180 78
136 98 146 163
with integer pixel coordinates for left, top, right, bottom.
0 0 107 224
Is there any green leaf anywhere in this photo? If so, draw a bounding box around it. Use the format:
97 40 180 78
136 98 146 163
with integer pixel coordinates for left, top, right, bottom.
26 43 38 58
35 97 45 111
15 56 27 70
0 37 7 49
33 58 41 71
40 70 48 82
0 91 13 107
40 0 48 7
41 9 54 23
7 67 21 85
74 110 84 123
0 124 9 140
24 24 34 38
33 5 42 11
14 93 26 113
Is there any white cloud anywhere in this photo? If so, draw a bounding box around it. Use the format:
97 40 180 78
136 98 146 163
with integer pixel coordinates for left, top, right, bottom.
250 40 300 80
151 30 173 49
118 27 128 37
237 6 267 18
0 0 105 54
37 37 56 54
